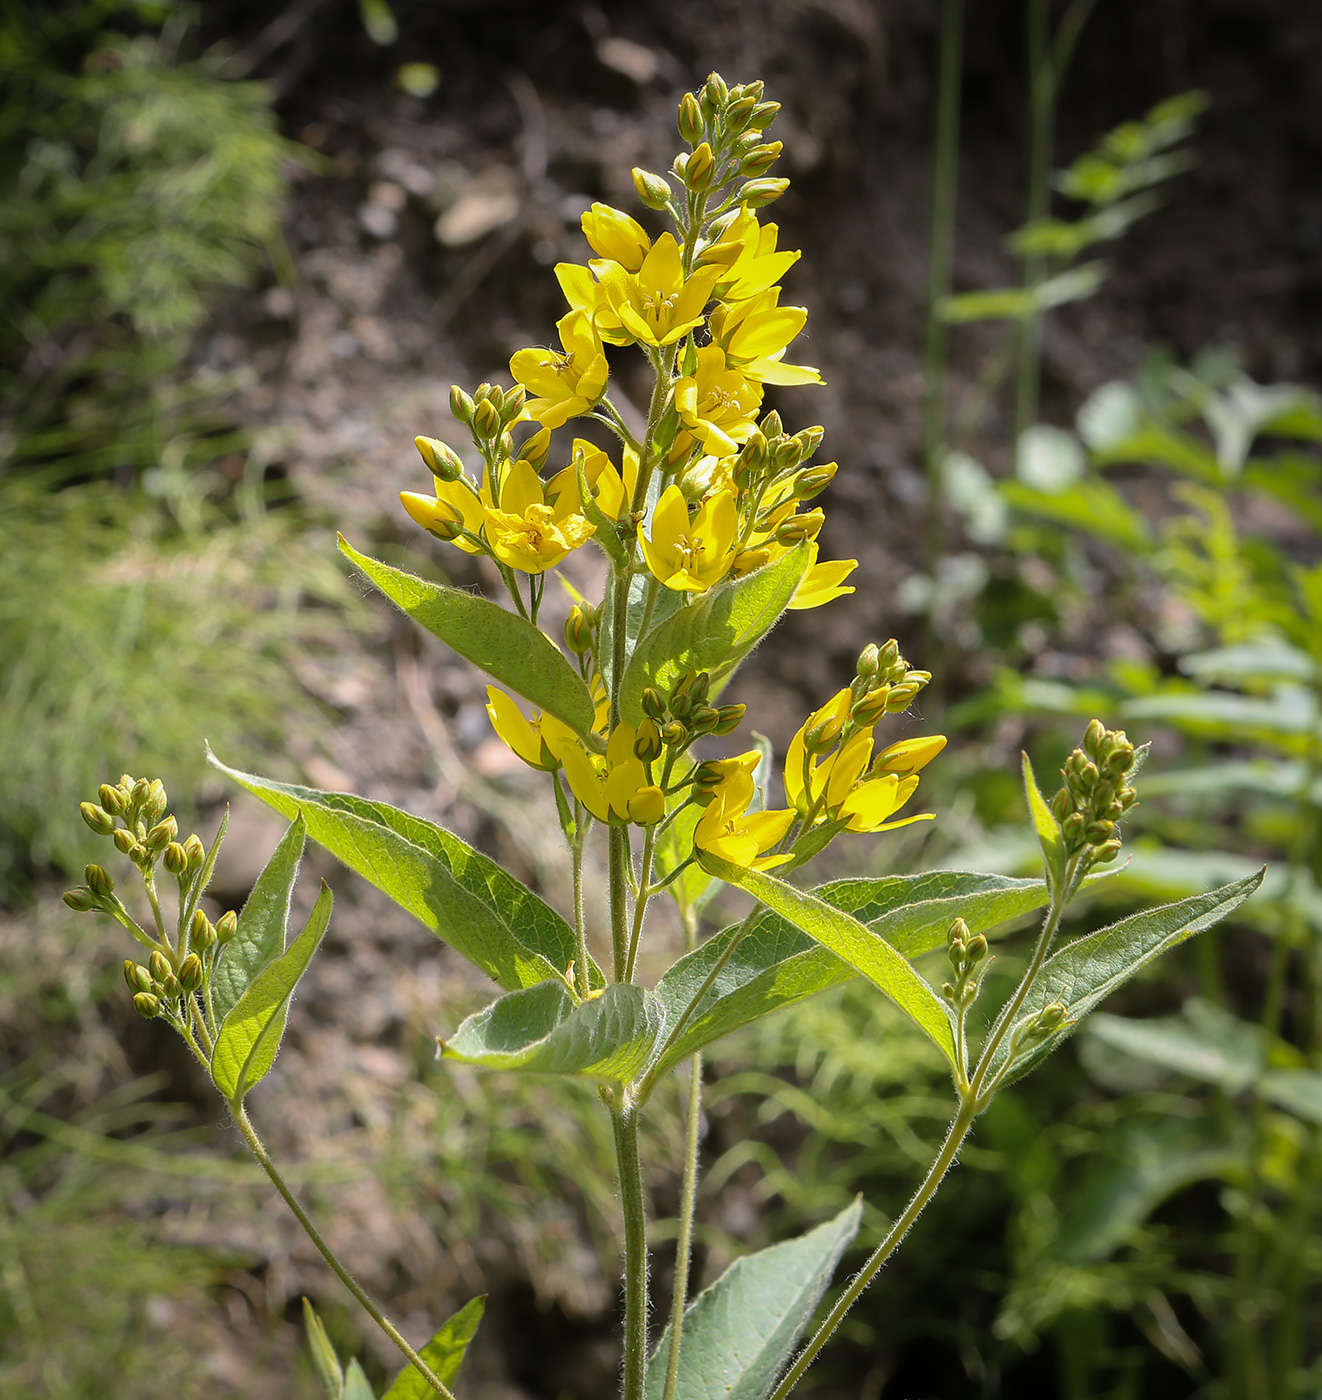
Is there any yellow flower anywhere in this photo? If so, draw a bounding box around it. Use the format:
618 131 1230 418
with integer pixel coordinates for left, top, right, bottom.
543 440 638 523
639 485 739 593
485 687 580 771
547 719 660 825
784 690 854 814
580 202 651 271
400 475 486 554
698 206 801 303
708 287 822 386
672 345 764 456
483 457 596 573
594 233 722 348
789 545 858 611
694 771 794 870
509 309 609 430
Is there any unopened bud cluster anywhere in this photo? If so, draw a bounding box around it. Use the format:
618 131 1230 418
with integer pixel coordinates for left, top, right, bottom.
633 74 785 216
940 917 989 1008
1009 1001 1070 1059
1051 719 1139 866
849 639 933 730
66 776 238 1027
640 670 745 769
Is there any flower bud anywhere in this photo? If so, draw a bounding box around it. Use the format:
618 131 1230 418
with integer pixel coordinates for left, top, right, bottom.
85 863 114 898
1085 819 1115 844
164 842 189 875
947 917 971 947
884 683 919 712
682 141 716 192
124 960 153 994
793 462 838 500
748 100 781 131
133 992 162 1019
113 827 136 855
738 177 789 209
856 644 880 679
633 718 664 763
81 802 116 835
632 167 673 210
182 834 205 870
688 704 721 736
98 782 126 815
966 933 989 963
191 908 216 949
738 141 782 177
1037 1002 1068 1032
1107 744 1135 775
1083 718 1107 759
131 777 152 806
661 720 688 748
414 435 465 482
178 954 204 994
1091 838 1123 864
145 816 178 853
216 910 239 945
700 72 729 119
149 950 172 983
160 973 182 1000
628 786 667 826
678 92 704 144
771 434 801 470
146 779 167 820
1062 812 1086 842
725 94 758 133
776 512 824 546
739 430 768 473
471 398 501 439
63 887 96 912
449 384 475 424
804 716 845 753
850 687 891 728
710 704 746 736
640 688 667 723
565 604 595 656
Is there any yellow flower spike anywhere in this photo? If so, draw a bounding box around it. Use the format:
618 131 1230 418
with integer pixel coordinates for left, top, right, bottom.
672 345 764 456
640 485 739 593
789 547 858 611
580 202 652 271
595 233 722 349
509 309 610 430
873 734 948 778
694 772 794 870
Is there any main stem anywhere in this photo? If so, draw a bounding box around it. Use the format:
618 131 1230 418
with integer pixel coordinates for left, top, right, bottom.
232 1103 455 1400
768 1100 977 1400
614 1104 650 1400
661 1051 704 1400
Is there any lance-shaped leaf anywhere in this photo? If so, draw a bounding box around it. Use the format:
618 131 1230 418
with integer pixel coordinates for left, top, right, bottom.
649 871 1044 1082
340 536 597 739
707 860 958 1069
211 816 305 1025
211 881 332 1104
441 981 663 1086
343 1362 376 1400
302 1299 343 1399
383 1296 485 1399
619 545 810 723
1085 999 1263 1094
208 756 597 993
985 870 1264 1088
1022 752 1065 892
645 1199 862 1400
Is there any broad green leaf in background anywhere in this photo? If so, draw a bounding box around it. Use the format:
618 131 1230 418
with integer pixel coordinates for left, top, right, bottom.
938 262 1105 324
339 537 597 740
650 871 1051 1079
1085 999 1263 1095
211 815 305 1025
441 981 663 1086
986 871 1264 1087
618 546 810 723
1179 640 1318 686
1001 478 1152 552
1122 686 1318 740
211 881 332 1104
344 1360 377 1400
708 860 959 1069
383 1296 485 1398
208 756 595 992
644 1199 862 1400
303 1299 344 1399
1260 1070 1322 1127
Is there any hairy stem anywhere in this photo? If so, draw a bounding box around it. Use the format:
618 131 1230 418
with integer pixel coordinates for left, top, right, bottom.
232 1103 455 1400
661 1052 704 1400
614 1104 650 1400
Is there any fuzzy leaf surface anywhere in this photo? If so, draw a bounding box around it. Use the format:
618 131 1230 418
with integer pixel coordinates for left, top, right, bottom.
383 1296 485 1398
211 881 332 1103
208 757 594 992
645 1199 862 1400
441 981 663 1086
340 537 596 738
619 546 810 723
211 816 305 1025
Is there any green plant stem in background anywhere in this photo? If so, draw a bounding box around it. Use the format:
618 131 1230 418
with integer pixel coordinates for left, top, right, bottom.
231 1104 455 1400
614 1103 650 1400
921 0 965 578
661 1052 704 1400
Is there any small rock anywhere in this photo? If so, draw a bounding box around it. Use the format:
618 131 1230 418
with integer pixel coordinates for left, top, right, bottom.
595 36 659 84
434 167 519 246
358 200 398 240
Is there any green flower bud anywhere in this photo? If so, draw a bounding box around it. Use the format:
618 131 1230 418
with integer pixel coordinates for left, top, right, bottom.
760 409 783 439
163 842 188 875
1091 838 1123 864
146 779 167 820
98 783 126 815
748 100 781 131
738 141 782 177
688 704 721 736
1083 718 1107 759
149 950 172 983
678 91 704 144
113 827 137 855
124 960 153 994
133 992 162 1019
81 802 116 835
640 688 667 723
179 954 204 994
884 684 919 712
700 72 729 120
131 777 152 806
1037 1002 1068 1032
725 94 758 133
63 887 96 912
856 644 881 679
182 834 206 870
966 932 989 963
216 911 239 945
191 908 217 949
1107 744 1135 775
449 384 475 424
940 982 957 1002
738 176 789 209
414 435 465 482
471 398 501 439
850 687 891 727
1050 788 1071 822
85 864 114 898
632 167 673 210
947 917 971 947
160 973 181 1000
500 384 527 421
565 604 595 656
793 462 838 500
1062 812 1086 843
661 720 688 748
681 141 716 192
804 716 845 753
145 815 178 853
633 718 665 764
710 704 746 736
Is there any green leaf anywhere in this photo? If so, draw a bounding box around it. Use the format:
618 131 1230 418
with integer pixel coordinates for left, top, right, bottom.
441 981 663 1086
618 546 810 724
340 536 596 739
939 263 1105 324
211 816 306 1026
383 1296 485 1398
302 1299 344 1399
654 792 717 920
651 871 1050 1079
645 1199 862 1400
1001 478 1152 551
986 871 1264 1088
1021 753 1065 891
1122 686 1318 739
207 756 596 992
707 861 958 1069
343 1360 377 1400
211 881 332 1104
1084 1000 1263 1094
1260 1069 1322 1126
